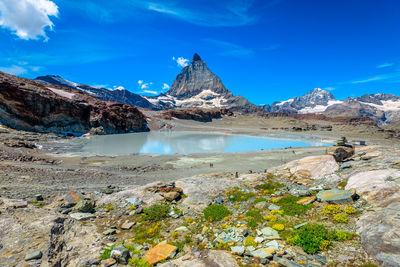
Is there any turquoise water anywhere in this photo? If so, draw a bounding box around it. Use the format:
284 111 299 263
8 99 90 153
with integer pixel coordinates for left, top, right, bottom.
76 131 328 156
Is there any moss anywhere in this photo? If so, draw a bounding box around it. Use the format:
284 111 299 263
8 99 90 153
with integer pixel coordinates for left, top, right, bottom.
143 204 170 221
227 188 254 202
104 205 114 211
128 258 153 267
323 204 342 214
245 209 263 228
100 244 117 260
344 206 358 214
244 236 256 247
290 224 335 254
361 263 379 267
133 222 161 243
276 195 312 216
335 230 355 241
272 223 285 231
256 181 284 194
333 213 349 223
203 204 230 222
254 197 268 203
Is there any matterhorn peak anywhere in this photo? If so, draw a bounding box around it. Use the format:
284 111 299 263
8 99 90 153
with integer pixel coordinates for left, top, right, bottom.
192 53 202 62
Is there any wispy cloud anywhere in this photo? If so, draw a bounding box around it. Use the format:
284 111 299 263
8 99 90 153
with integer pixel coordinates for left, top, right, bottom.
351 76 385 84
0 0 58 40
0 65 27 75
204 39 254 57
63 0 264 27
377 62 394 68
172 56 189 68
323 87 335 91
143 90 158 95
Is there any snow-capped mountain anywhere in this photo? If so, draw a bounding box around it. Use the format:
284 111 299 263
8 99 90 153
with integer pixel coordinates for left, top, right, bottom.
36 75 155 109
261 88 343 114
146 54 260 113
261 88 400 125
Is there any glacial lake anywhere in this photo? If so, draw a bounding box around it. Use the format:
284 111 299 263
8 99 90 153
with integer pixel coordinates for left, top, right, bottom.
68 131 329 156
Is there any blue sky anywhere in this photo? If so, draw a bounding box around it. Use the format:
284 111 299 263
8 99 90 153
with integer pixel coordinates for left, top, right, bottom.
0 0 399 104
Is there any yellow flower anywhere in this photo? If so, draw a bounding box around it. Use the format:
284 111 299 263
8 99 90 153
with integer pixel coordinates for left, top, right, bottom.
272 223 284 231
271 210 283 215
333 213 349 223
344 206 358 214
319 240 331 250
323 204 342 214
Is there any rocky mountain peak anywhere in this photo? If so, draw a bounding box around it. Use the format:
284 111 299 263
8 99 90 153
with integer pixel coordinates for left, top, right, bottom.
166 53 229 98
192 53 202 62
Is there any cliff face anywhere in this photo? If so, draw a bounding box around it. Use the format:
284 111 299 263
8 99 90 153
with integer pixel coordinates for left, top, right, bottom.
0 72 149 134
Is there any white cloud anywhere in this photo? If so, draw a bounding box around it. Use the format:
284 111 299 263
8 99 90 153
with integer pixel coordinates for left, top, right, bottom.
172 56 189 67
92 84 108 88
143 90 158 95
377 62 394 68
0 65 27 75
323 87 335 91
138 80 144 85
162 83 170 90
0 0 59 40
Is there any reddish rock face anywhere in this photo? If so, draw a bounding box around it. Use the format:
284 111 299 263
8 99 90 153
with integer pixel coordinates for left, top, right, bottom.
0 72 148 134
160 108 233 122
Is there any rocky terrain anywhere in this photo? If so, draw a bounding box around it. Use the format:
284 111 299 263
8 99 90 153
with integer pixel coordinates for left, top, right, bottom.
36 75 155 110
1 132 399 267
261 88 400 126
0 72 149 134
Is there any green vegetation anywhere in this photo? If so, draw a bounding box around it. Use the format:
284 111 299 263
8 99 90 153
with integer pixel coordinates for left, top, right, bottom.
100 244 116 260
104 205 114 211
245 209 263 228
203 204 230 221
256 181 284 193
244 236 256 247
171 237 192 252
227 188 254 202
254 197 268 203
323 204 342 214
143 204 170 221
333 213 349 223
289 224 334 253
276 195 312 216
133 222 161 244
335 230 355 241
128 258 153 267
361 263 379 267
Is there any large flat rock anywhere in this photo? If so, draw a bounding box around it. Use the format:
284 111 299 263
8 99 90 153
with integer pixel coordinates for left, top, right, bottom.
158 250 239 267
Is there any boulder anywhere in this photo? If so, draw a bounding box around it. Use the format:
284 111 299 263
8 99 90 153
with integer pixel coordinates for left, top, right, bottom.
356 202 400 267
270 155 339 181
316 188 356 203
163 191 181 201
158 250 239 267
326 145 354 162
69 212 96 221
345 169 400 207
110 244 130 264
25 250 42 261
143 243 177 265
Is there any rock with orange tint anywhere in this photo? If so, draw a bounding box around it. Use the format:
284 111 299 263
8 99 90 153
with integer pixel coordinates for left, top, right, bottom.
158 250 239 267
296 196 316 205
316 188 356 203
143 243 177 265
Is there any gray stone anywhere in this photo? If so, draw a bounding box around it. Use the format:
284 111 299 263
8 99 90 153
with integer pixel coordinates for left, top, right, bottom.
110 244 130 264
103 229 117 235
255 201 268 210
289 188 310 197
268 204 281 210
294 222 308 229
340 162 352 169
231 246 245 256
316 188 356 203
260 227 280 240
273 255 302 267
69 212 96 221
121 221 135 230
250 249 272 259
174 226 189 232
25 250 42 261
254 236 264 243
265 240 279 251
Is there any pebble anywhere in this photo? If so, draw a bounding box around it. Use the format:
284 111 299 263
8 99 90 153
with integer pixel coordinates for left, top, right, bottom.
268 204 281 210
